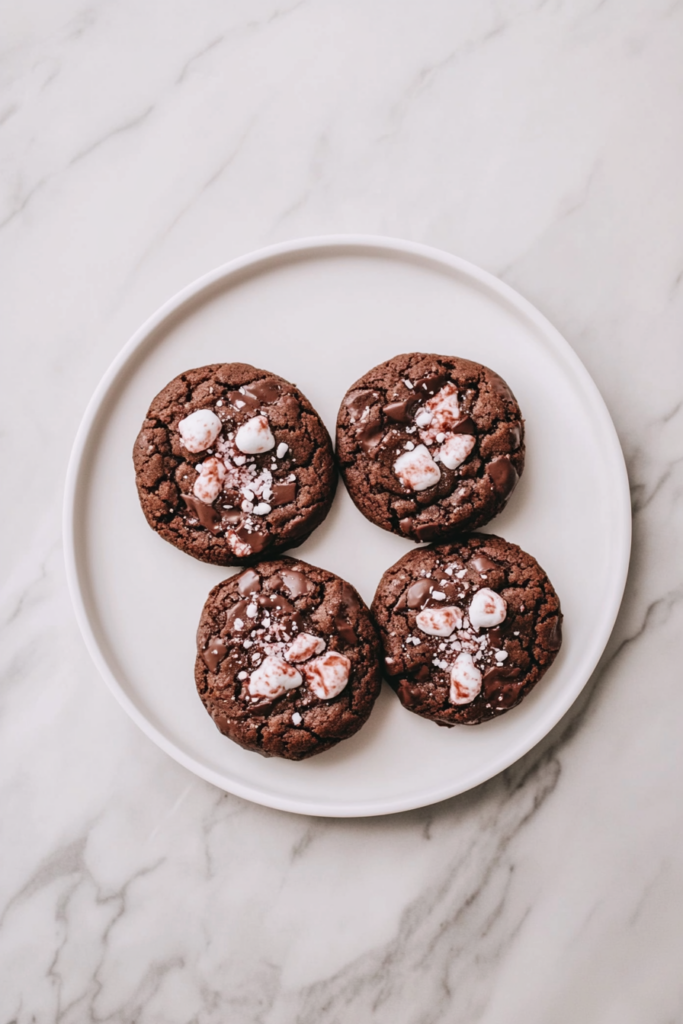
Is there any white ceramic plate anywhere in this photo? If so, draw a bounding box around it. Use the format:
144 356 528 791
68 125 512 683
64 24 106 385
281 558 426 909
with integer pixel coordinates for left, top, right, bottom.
64 236 630 817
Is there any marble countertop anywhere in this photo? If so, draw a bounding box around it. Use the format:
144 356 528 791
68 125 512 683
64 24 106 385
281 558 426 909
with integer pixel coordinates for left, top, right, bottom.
2 1 682 1020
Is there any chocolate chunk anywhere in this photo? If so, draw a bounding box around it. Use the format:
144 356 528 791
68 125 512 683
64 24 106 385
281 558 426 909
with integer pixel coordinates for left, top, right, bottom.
237 569 261 595
341 583 361 612
345 390 381 422
181 494 222 533
233 524 270 554
547 615 563 651
225 599 250 630
414 373 448 397
243 380 281 403
451 415 477 435
282 611 305 636
487 456 519 499
414 522 443 542
228 390 261 412
471 554 498 572
334 583 361 645
257 592 295 614
279 568 316 597
344 390 385 452
335 618 358 646
383 397 420 423
487 627 504 648
507 422 522 450
357 416 385 452
482 666 523 705
407 579 433 609
398 681 420 706
202 638 228 672
270 482 297 507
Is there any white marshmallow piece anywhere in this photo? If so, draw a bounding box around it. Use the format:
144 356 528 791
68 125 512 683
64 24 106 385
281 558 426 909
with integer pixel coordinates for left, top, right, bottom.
469 587 507 630
303 652 351 699
193 456 226 504
439 434 476 470
394 444 441 492
415 606 463 637
449 653 483 705
248 656 302 700
286 633 326 663
235 415 275 454
419 383 461 443
178 409 222 453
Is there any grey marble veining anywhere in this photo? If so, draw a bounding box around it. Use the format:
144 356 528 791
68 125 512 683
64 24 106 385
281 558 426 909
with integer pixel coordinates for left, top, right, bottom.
2 0 683 1021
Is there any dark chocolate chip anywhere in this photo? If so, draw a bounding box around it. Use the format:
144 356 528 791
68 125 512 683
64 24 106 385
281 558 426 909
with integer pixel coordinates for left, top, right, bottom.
182 494 222 533
233 525 270 554
279 569 315 597
202 638 227 672
335 618 358 646
471 554 498 572
345 390 381 422
243 380 281 403
228 390 261 412
451 415 477 435
547 616 563 651
414 373 448 397
406 579 433 609
357 416 385 452
225 599 250 630
487 456 519 499
257 593 295 614
237 569 261 595
270 482 297 507
482 666 522 703
383 397 420 423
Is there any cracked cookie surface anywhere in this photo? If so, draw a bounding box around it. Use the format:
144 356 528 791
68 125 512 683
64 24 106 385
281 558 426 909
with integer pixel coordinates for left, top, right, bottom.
133 363 337 565
371 534 562 726
336 353 525 541
195 558 383 759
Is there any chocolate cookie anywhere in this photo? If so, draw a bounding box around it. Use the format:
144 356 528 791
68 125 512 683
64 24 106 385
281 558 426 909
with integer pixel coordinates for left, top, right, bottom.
336 353 524 541
371 534 562 725
195 558 383 759
133 364 337 565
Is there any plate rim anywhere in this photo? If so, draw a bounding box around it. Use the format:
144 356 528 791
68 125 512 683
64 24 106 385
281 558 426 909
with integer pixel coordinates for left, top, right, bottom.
63 234 631 817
